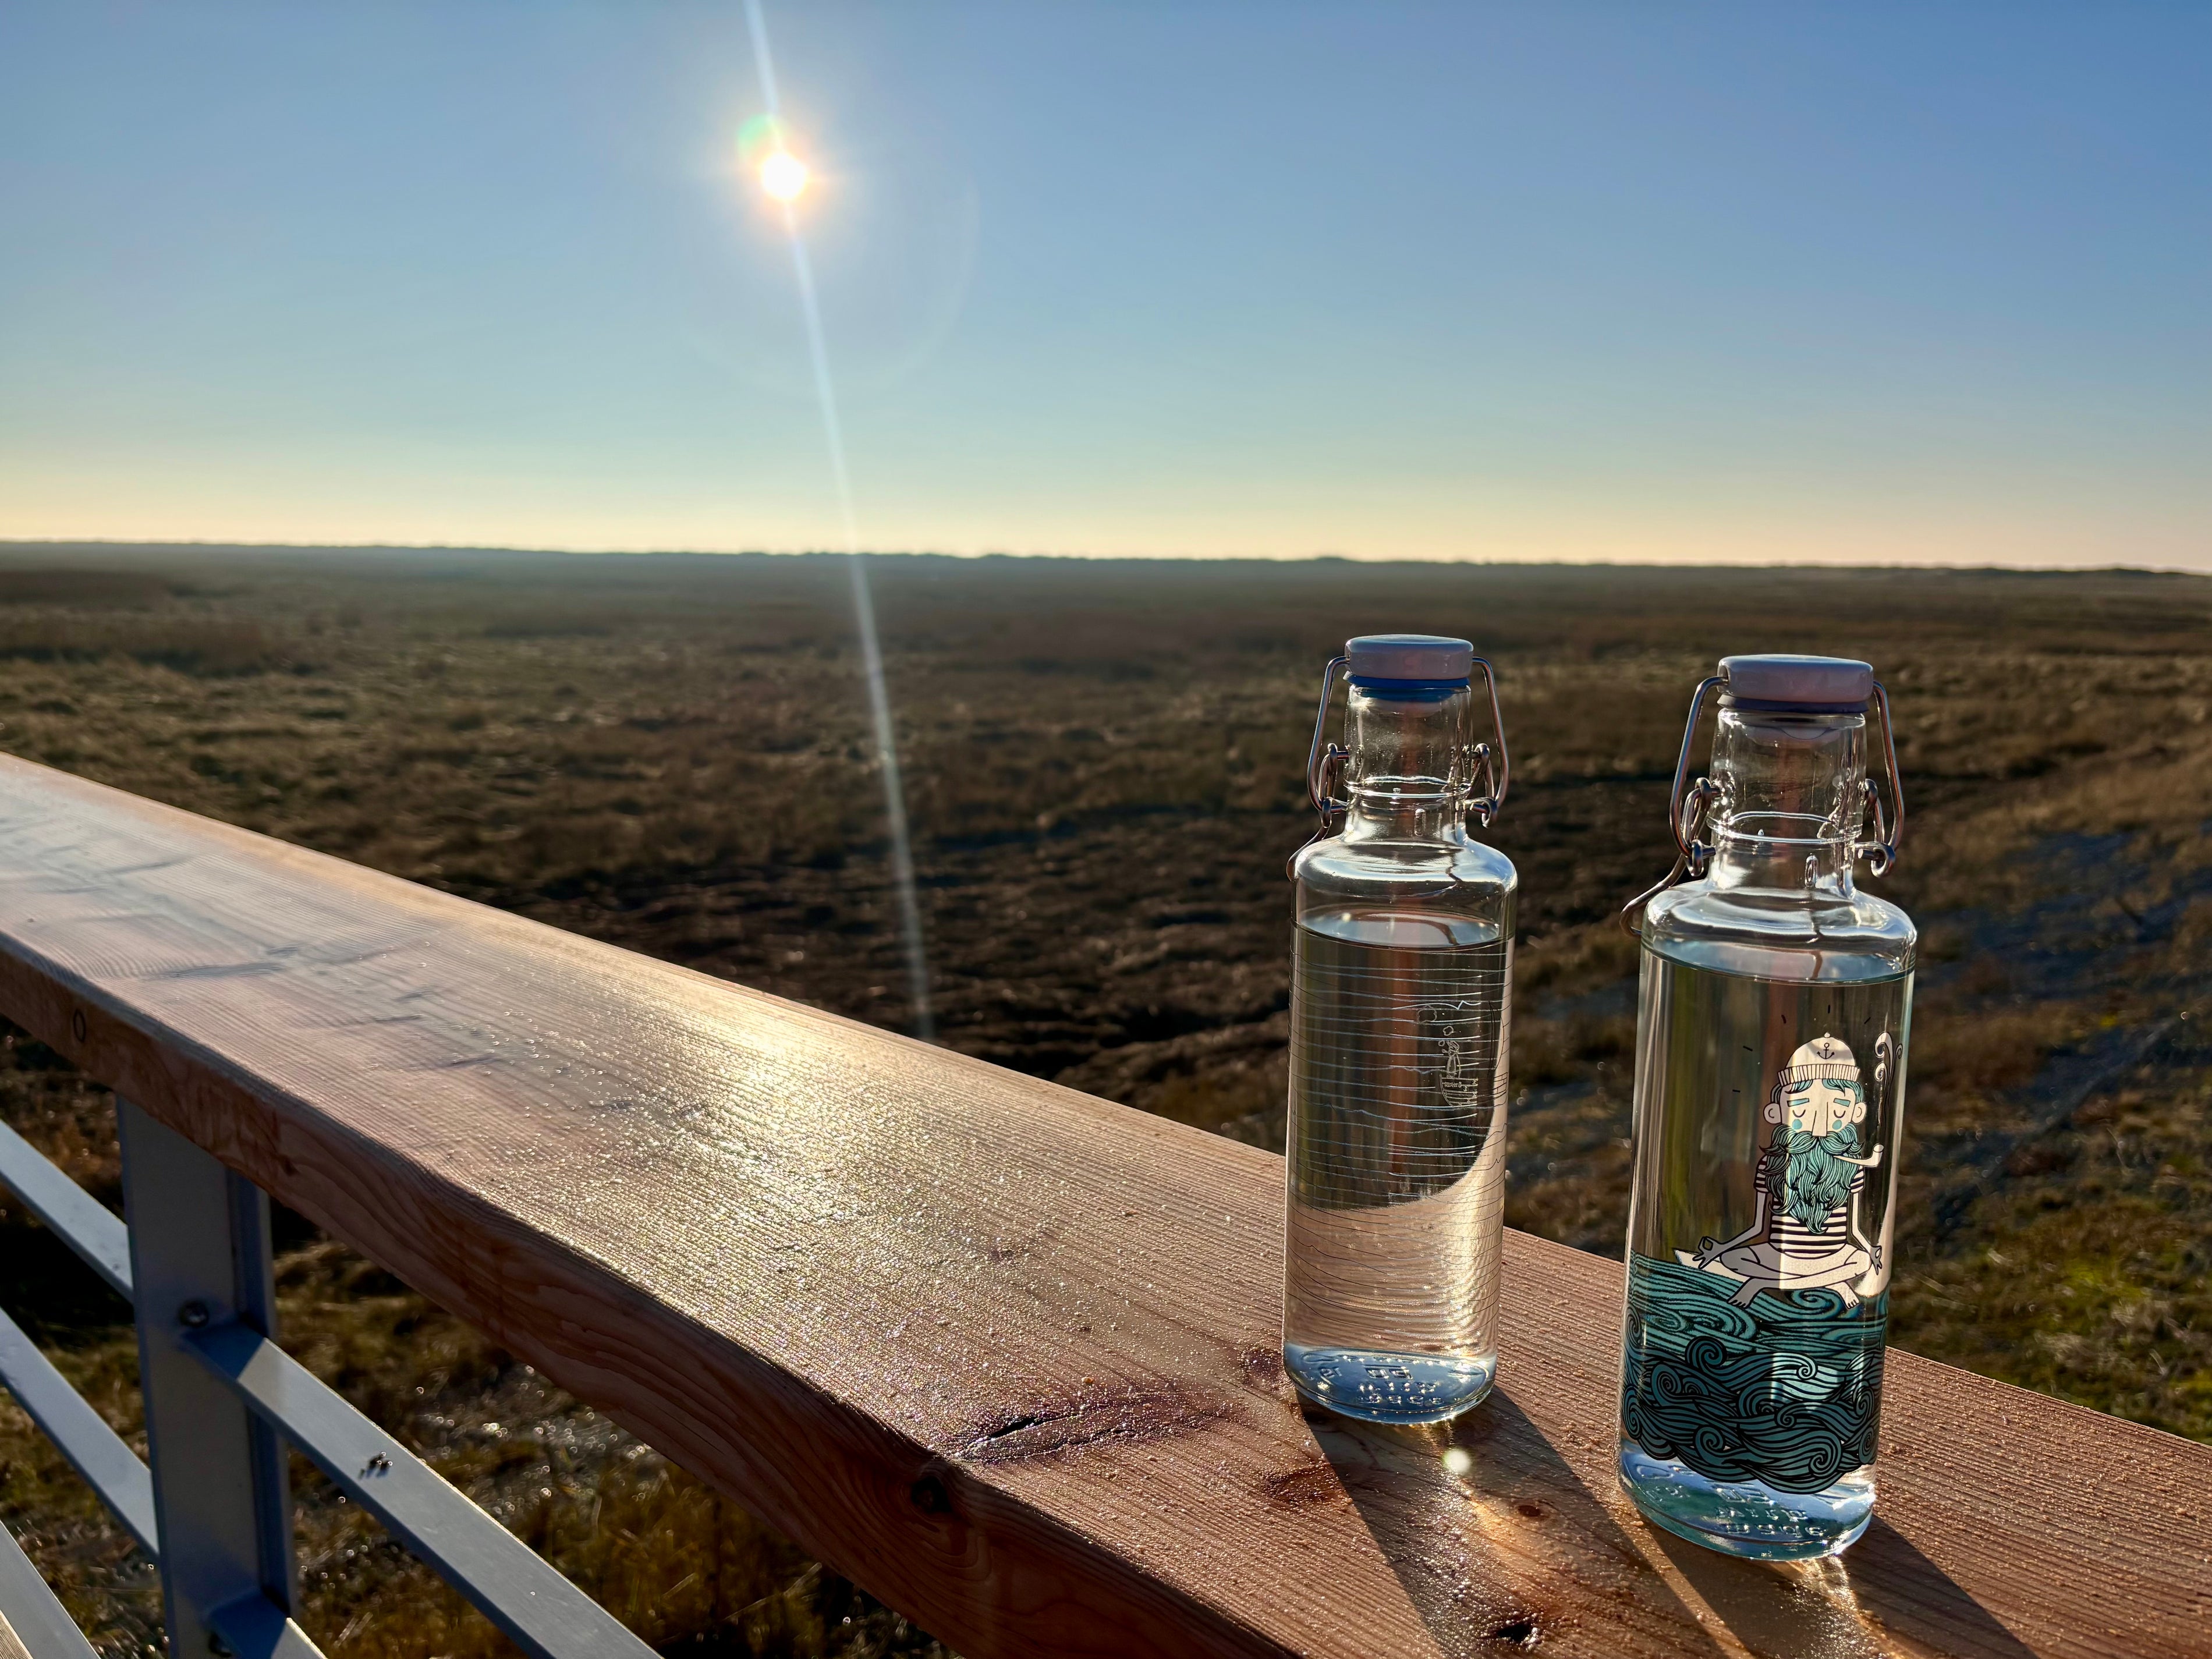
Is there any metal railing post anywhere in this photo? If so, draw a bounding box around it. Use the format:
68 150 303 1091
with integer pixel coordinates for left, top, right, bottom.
119 1099 303 1655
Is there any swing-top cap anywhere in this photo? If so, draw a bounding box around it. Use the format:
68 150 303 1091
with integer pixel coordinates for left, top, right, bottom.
1720 654 1874 714
1346 634 1473 686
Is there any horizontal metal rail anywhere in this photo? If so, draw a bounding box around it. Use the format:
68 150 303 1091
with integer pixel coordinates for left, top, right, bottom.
0 1520 98 1659
0 1308 157 1554
0 1123 130 1300
187 1322 654 1659
0 1122 653 1657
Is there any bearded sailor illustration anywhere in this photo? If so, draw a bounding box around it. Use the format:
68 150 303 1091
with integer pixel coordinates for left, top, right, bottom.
1679 1034 1888 1308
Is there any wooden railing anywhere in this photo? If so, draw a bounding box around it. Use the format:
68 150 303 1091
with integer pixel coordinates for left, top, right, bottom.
0 749 2203 1658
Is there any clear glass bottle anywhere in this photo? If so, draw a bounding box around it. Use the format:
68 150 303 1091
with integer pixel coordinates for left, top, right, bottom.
1618 654 1913 1559
1284 634 1515 1424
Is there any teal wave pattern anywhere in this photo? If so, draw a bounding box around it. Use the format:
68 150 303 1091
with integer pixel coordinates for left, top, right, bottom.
1621 1255 1886 1494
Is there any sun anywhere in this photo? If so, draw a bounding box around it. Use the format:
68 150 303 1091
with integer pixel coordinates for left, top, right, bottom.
759 150 809 203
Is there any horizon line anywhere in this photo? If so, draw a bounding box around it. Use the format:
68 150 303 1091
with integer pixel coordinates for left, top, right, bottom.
2 536 2207 580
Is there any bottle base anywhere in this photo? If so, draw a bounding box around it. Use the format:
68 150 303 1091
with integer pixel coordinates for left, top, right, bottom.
1618 1440 1871 1560
1284 1343 1495 1426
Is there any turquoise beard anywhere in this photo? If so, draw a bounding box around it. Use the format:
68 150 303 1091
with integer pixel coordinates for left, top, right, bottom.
1622 1254 1887 1494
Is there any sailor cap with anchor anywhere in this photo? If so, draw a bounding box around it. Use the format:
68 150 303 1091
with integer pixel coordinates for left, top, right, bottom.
1777 1034 1861 1087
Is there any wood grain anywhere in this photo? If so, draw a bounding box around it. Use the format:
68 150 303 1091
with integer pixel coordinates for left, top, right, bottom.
0 753 2202 1658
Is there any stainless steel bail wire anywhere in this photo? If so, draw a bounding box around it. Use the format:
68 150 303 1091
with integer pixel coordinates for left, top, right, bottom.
1465 657 1511 830
1304 654 1352 823
1288 654 1352 877
1855 680 1906 876
1619 673 1724 935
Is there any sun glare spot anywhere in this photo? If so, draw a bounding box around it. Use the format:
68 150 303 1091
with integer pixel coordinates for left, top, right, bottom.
760 150 809 202
1442 1447 1473 1477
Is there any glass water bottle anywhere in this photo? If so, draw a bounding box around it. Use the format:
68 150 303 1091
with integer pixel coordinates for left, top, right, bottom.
1284 634 1515 1424
1618 654 1913 1559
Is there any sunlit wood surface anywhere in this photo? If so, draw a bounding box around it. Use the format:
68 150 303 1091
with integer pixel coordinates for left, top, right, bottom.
0 753 2202 1659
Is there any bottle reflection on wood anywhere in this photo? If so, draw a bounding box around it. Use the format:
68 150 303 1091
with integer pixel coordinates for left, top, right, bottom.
1618 654 1915 1561
1282 635 1515 1425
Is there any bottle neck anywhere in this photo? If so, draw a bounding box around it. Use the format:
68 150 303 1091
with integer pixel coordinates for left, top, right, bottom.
1707 705 1866 896
1341 682 1472 843
1710 824 1857 896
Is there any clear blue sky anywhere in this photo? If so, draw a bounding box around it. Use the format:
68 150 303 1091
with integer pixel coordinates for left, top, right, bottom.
2 3 2206 566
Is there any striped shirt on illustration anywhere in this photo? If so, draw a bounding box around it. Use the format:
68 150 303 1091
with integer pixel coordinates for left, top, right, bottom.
1754 1158 1865 1257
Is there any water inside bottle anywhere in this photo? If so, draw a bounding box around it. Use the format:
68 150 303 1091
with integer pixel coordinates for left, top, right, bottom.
1284 906 1509 1423
1619 944 1909 1558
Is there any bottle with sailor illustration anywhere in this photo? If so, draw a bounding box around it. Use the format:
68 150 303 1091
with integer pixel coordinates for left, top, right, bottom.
1616 654 1915 1559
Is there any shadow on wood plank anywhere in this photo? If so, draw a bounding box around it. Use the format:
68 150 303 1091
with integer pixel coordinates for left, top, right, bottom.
1849 1518 2040 1659
1309 1387 1727 1658
1644 1513 2040 1659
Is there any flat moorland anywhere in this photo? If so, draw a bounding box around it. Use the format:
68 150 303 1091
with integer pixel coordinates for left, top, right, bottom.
0 545 2206 1656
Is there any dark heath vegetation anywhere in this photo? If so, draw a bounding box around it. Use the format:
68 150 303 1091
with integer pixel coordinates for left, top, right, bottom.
0 545 2205 1655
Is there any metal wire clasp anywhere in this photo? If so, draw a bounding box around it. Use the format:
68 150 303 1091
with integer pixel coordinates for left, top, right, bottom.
1286 655 1511 878
1855 681 1906 877
1619 672 1908 934
1617 671 1724 935
1464 658 1511 829
1288 655 1353 877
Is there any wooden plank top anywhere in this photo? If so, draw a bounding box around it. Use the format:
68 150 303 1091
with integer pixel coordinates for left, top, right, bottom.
0 751 2203 1659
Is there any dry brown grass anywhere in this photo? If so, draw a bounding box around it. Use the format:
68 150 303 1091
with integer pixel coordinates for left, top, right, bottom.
0 545 2205 1652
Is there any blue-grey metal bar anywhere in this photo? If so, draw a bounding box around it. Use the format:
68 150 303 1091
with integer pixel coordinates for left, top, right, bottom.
0 1522 100 1659
118 1100 306 1658
205 1590 327 1659
1 1105 647 1654
0 1307 157 1554
226 1162 295 1612
0 1122 130 1299
186 1321 658 1659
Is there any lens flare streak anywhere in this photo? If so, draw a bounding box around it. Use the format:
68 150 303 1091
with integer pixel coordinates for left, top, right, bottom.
744 0 934 1041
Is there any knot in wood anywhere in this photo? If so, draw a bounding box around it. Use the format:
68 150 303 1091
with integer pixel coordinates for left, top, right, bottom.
909 1474 952 1516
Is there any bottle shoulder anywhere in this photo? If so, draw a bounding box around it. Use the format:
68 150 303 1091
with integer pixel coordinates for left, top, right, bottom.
1643 878 1915 983
1293 832 1517 907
